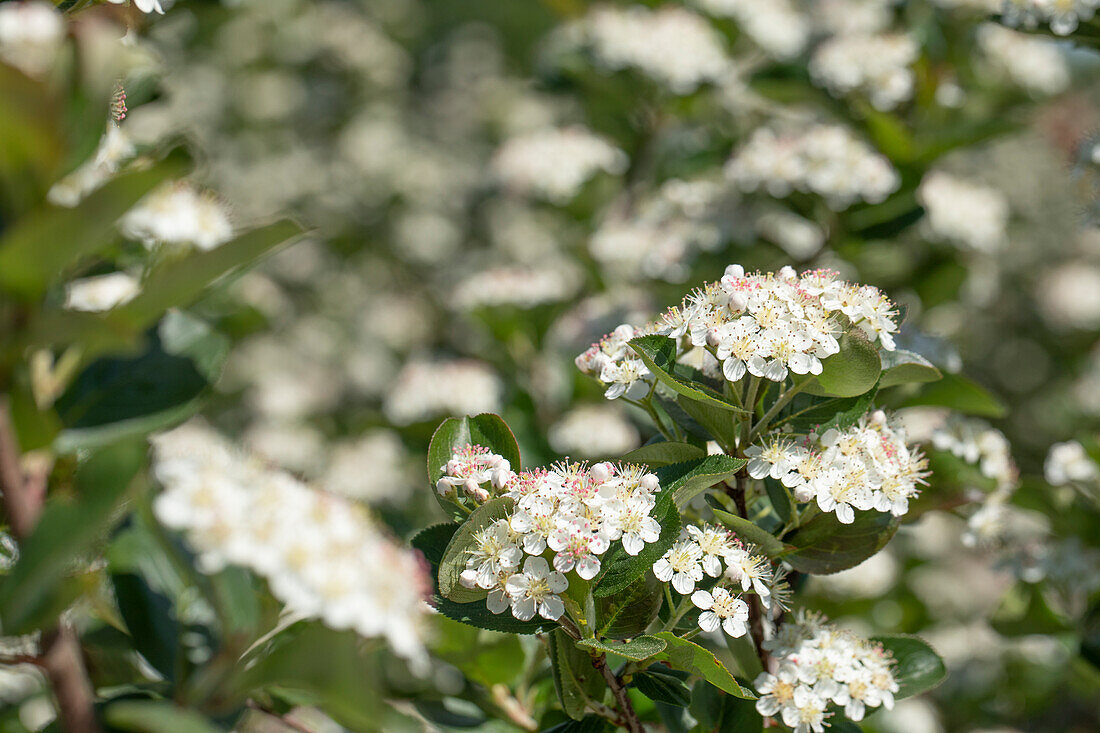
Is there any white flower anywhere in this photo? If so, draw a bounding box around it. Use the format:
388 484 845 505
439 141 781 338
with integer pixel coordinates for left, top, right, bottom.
1045 441 1099 486
120 182 233 251
686 523 737 577
809 34 918 111
653 537 705 594
604 496 661 556
0 1 63 78
917 172 1009 253
504 556 569 621
383 360 502 425
727 125 900 209
781 686 828 733
754 665 800 717
64 272 140 312
454 264 579 310
149 422 430 670
436 444 514 500
548 406 640 458
547 516 608 580
584 6 732 94
976 23 1070 95
694 0 809 60
691 587 749 637
49 125 136 207
459 519 522 590
107 0 165 14
492 126 626 203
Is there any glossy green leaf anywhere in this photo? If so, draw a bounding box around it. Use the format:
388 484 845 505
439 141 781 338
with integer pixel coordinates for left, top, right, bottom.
595 571 663 639
111 572 179 683
900 372 1007 418
676 395 741 452
427 413 522 519
628 335 746 414
632 666 692 707
549 628 606 720
711 509 793 558
234 622 381 729
872 634 947 699
576 635 666 662
805 331 882 398
104 701 224 733
53 312 230 453
438 496 515 603
690 679 763 733
411 523 552 635
0 153 188 299
664 455 747 510
783 510 898 575
785 386 878 435
620 441 706 468
540 715 610 733
0 440 145 634
879 349 942 389
651 632 754 699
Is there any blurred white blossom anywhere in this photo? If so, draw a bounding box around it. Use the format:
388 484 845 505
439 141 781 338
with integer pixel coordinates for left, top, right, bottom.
63 272 140 312
918 172 1009 253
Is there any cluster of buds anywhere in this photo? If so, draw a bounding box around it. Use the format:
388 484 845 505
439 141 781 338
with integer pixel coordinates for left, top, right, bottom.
435 443 514 504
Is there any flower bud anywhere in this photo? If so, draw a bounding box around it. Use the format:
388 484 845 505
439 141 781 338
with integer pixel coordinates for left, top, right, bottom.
779 265 797 281
436 479 453 496
640 473 660 491
870 409 887 426
724 264 745 280
590 462 612 483
728 292 747 312
612 324 635 341
705 327 722 349
793 485 815 503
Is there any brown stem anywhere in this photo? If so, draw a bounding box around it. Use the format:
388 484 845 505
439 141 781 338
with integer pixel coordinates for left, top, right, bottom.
0 398 102 733
732 471 772 674
592 655 643 733
246 700 318 733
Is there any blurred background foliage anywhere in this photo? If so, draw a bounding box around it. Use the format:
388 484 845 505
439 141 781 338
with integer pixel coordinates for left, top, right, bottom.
1 0 1099 731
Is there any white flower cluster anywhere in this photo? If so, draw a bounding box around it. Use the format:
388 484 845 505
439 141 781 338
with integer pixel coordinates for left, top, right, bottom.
748 410 928 523
548 405 641 459
653 523 782 638
444 449 664 621
693 0 810 60
120 182 233 251
808 34 919 111
931 415 1018 493
150 423 429 668
1045 440 1099 486
454 264 579 310
0 1 63 78
575 324 655 399
584 5 732 94
64 272 140 312
491 126 627 203
976 23 1070 96
756 612 900 731
383 359 503 425
106 0 165 14
917 172 1009 253
576 265 901 399
1001 0 1099 35
727 125 900 209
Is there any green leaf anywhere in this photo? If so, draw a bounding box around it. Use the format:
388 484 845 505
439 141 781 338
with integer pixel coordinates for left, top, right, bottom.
595 571 663 639
651 631 754 699
0 440 145 633
664 455 747 510
111 572 179 683
110 219 304 332
676 395 740 451
632 666 692 707
438 497 515 603
103 701 224 733
786 386 878 435
576 635 666 662
711 509 793 558
991 584 1073 637
620 441 706 467
411 523 552 635
805 331 882 398
234 622 381 729
872 634 947 699
900 372 1007 418
430 616 527 688
690 679 763 733
53 312 230 453
628 335 746 414
540 715 610 733
878 349 942 389
549 628 606 720
0 153 189 299
783 510 898 575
